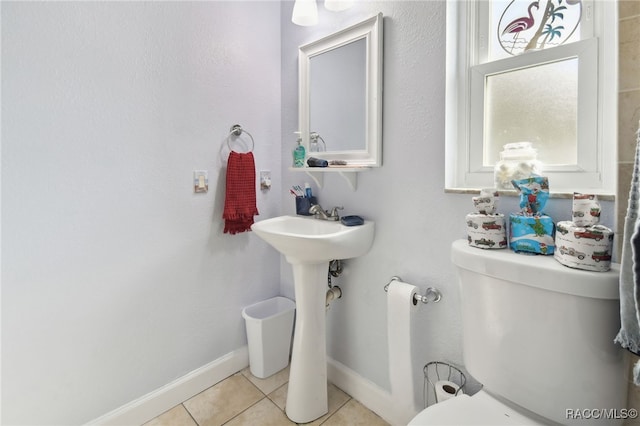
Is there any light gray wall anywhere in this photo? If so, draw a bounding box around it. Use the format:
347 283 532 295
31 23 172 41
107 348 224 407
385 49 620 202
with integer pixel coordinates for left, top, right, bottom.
1 2 282 424
280 0 615 409
1 1 618 424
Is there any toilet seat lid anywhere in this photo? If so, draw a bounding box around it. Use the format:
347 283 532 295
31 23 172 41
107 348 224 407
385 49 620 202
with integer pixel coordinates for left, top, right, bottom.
408 391 546 426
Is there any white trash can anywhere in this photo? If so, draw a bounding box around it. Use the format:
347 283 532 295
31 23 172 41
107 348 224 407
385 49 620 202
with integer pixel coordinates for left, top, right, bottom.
242 296 296 378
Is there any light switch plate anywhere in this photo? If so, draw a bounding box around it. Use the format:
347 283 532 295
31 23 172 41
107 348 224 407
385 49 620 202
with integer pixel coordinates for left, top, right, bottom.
194 170 208 193
260 170 271 190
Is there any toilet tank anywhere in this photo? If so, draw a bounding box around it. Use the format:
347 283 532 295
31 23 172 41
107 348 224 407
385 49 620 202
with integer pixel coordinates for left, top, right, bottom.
451 240 627 425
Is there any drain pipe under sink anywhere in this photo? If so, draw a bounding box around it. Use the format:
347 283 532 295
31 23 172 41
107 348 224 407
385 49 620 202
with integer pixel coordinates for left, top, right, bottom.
326 259 343 310
326 286 342 310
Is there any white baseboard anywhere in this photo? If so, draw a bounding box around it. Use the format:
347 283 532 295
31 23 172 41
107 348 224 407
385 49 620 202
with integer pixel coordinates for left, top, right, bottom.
87 346 249 426
87 349 411 426
327 357 416 426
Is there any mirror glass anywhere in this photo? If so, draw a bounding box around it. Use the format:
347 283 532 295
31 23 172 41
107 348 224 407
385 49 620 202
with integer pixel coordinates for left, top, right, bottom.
299 13 383 167
310 38 366 152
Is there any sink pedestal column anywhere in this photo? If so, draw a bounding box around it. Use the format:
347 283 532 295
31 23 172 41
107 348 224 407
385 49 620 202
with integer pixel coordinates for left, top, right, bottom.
285 261 329 423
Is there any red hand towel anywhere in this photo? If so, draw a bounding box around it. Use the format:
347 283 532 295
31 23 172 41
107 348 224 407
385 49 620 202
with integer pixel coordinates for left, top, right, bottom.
223 151 259 234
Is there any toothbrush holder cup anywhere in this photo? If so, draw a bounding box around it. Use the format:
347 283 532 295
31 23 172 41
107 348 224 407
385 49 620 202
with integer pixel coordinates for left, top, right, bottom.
295 196 317 216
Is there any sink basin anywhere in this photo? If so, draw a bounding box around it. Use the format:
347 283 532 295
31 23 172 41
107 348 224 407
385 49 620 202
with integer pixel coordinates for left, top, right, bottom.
251 215 375 263
251 214 375 423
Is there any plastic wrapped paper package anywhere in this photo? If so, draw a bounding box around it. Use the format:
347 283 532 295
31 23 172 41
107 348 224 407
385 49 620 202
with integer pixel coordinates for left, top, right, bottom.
466 213 507 249
572 192 601 227
554 221 614 272
509 177 555 255
466 189 506 249
472 188 499 215
509 214 555 255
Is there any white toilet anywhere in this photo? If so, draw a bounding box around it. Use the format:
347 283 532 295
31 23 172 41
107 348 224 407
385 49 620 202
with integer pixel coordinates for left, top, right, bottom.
410 240 627 425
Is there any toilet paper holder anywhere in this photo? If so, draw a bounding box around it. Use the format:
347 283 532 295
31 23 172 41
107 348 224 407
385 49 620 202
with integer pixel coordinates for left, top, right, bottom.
423 361 466 407
384 276 442 305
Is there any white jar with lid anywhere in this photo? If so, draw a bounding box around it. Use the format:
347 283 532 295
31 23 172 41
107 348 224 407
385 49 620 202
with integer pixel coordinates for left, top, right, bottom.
493 142 542 189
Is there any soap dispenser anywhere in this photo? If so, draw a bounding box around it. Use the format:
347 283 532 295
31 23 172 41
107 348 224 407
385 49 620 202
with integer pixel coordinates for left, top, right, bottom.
293 136 306 168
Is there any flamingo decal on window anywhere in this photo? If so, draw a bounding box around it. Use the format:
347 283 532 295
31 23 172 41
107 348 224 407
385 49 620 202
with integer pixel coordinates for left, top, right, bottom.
502 1 540 53
498 0 582 56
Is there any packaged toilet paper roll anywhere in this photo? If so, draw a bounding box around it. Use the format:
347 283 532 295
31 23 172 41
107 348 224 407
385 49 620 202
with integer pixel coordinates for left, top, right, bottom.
466 213 507 249
509 213 555 255
572 193 601 227
472 189 499 215
434 380 463 403
554 221 614 272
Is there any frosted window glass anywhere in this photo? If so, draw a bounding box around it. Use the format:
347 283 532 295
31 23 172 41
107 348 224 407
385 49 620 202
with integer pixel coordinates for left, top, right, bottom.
484 58 578 167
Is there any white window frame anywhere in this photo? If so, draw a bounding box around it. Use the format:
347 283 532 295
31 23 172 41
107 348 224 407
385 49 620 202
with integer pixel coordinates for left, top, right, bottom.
445 0 618 195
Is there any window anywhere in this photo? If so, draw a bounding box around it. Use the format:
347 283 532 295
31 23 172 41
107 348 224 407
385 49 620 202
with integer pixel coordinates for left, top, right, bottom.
445 0 617 194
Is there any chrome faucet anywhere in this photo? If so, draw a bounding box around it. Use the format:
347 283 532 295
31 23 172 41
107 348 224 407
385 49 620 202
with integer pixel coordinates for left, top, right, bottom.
309 204 343 221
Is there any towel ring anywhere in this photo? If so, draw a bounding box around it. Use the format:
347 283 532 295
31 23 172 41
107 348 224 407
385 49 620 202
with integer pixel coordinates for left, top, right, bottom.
226 124 255 153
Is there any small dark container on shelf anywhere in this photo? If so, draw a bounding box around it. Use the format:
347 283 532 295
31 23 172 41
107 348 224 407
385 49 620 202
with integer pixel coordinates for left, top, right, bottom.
307 157 328 167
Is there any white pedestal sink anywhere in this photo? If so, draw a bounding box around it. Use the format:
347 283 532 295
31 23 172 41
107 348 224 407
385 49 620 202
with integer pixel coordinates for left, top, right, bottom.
251 215 375 423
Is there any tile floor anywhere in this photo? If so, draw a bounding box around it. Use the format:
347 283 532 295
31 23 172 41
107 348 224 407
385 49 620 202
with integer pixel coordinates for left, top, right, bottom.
143 366 390 426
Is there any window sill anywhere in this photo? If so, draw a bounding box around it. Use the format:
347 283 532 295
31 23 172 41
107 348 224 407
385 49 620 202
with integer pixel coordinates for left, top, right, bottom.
444 187 615 202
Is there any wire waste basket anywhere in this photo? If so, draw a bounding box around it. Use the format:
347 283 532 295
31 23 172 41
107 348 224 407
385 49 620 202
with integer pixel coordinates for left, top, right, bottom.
423 361 467 408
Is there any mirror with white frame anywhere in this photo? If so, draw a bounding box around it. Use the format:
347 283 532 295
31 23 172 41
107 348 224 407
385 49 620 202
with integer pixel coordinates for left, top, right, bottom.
298 13 383 167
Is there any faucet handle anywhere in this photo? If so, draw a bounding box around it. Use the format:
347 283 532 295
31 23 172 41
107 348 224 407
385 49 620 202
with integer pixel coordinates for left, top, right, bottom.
309 204 322 214
330 206 344 217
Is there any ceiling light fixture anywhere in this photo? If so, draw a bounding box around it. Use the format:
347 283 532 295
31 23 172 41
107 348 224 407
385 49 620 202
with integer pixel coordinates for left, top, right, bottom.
291 0 318 26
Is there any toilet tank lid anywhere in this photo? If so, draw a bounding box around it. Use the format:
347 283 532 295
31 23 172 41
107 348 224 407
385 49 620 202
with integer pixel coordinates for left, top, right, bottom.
451 240 620 300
